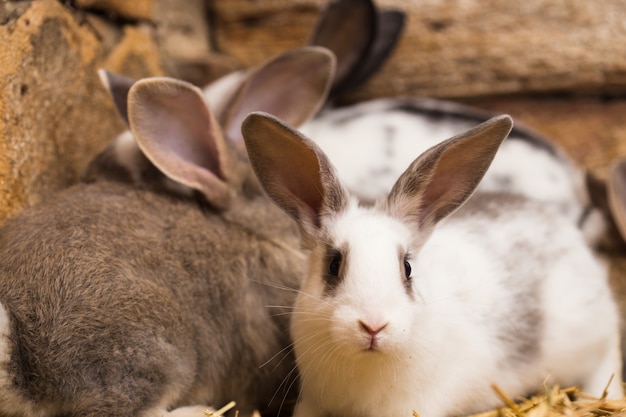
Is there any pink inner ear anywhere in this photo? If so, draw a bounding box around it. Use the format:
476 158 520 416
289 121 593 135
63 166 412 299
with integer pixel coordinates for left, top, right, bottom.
133 82 226 186
151 94 224 181
223 48 334 147
417 148 478 224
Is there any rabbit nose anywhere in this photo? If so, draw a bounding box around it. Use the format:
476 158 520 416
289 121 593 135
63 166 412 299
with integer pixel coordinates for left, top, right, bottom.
359 320 388 337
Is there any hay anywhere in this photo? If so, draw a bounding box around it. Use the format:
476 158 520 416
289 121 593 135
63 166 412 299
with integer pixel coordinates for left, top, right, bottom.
206 383 626 417
203 401 237 417
454 383 626 417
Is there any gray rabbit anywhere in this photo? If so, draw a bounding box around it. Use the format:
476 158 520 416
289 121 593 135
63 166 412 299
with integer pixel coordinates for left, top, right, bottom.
0 48 334 417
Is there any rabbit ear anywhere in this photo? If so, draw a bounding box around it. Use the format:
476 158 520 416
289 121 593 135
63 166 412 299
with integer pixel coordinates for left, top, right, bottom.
98 69 137 125
242 111 349 241
310 0 405 98
221 47 335 152
309 0 376 97
127 77 234 209
608 158 626 242
387 115 513 232
346 9 405 94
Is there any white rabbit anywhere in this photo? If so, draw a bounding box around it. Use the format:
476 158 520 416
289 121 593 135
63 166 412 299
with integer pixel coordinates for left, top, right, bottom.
242 111 623 417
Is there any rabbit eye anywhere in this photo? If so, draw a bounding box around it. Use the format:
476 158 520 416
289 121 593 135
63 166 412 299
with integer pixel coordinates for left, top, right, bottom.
403 259 412 279
328 251 342 277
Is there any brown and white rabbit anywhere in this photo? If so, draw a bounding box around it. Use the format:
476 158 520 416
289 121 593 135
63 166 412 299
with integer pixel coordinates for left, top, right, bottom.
0 49 334 417
242 112 623 417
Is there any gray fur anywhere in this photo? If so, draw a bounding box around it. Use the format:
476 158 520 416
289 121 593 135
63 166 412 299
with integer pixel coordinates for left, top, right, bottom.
0 60 337 415
0 176 303 417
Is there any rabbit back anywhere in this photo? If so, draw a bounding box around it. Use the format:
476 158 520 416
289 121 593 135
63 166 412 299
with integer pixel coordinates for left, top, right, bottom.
0 180 302 417
427 193 620 397
301 98 589 227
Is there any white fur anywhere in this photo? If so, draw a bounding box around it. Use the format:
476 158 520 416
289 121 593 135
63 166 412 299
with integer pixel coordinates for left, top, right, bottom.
301 99 589 226
112 130 143 184
291 199 622 417
202 71 248 116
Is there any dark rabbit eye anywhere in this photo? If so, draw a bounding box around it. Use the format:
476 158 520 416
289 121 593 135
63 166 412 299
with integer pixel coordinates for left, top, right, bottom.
328 251 342 277
404 259 412 279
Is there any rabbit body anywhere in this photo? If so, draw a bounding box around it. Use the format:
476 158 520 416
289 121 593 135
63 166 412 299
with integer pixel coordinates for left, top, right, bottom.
0 178 303 417
291 193 621 417
242 112 623 417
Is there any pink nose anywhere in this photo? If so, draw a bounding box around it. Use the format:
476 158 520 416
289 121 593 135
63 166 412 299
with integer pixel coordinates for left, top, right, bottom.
359 321 388 337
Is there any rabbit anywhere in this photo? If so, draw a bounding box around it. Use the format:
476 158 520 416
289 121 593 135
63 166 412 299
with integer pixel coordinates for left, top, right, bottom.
0 48 335 417
241 111 624 417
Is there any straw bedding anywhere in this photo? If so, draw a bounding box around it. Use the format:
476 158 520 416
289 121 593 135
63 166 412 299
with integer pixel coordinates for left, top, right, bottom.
465 384 626 417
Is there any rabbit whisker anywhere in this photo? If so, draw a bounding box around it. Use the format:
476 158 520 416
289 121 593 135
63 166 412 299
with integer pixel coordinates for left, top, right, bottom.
260 341 296 370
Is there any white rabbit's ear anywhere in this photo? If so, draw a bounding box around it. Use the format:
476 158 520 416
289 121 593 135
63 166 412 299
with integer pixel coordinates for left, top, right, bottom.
608 158 626 242
388 115 513 232
242 112 349 241
309 0 405 98
221 47 335 152
98 69 137 125
128 77 234 210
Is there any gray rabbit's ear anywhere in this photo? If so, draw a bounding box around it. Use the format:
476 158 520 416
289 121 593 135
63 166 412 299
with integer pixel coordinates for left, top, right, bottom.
221 46 335 152
387 115 513 233
98 69 137 125
242 112 349 243
608 158 626 243
309 0 405 98
128 77 234 210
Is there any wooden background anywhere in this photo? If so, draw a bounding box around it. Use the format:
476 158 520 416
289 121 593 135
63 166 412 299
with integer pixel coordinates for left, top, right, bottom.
2 0 626 276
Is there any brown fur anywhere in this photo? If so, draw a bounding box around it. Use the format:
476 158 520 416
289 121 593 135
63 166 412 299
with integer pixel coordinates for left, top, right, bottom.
0 46 336 416
0 176 303 417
